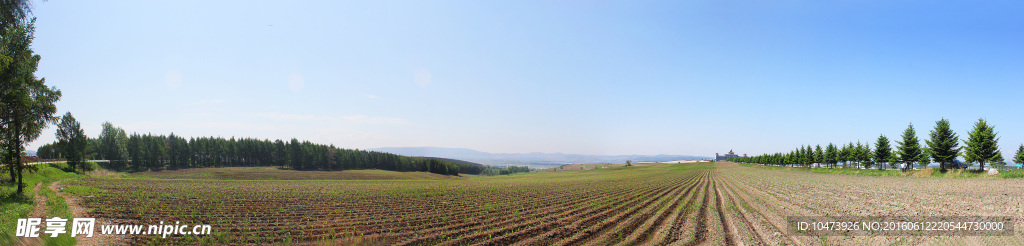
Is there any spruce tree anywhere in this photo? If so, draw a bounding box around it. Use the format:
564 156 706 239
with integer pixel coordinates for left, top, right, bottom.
963 118 1000 171
896 123 923 172
803 145 813 167
824 143 837 168
851 141 860 166
814 145 824 167
1014 144 1024 167
918 147 931 169
926 118 961 170
861 143 872 169
874 134 893 170
839 143 850 168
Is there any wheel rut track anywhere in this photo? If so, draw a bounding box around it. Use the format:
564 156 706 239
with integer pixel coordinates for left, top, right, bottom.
657 170 710 246
712 174 739 246
683 173 713 246
717 172 800 245
714 174 772 245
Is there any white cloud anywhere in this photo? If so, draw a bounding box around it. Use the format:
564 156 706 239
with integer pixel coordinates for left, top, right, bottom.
165 69 182 88
288 74 304 92
415 68 431 87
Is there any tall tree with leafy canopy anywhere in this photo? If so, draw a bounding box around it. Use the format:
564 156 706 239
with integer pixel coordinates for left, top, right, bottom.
896 123 923 172
963 118 1001 171
99 121 129 170
55 112 86 172
873 134 893 170
1 20 60 193
926 118 961 170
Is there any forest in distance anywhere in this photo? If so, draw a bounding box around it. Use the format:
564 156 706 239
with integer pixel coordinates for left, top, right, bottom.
32 122 530 176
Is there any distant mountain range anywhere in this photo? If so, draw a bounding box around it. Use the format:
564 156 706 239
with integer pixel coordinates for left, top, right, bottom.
368 147 710 168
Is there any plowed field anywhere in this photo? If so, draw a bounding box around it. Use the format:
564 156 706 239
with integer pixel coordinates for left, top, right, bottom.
56 162 1024 245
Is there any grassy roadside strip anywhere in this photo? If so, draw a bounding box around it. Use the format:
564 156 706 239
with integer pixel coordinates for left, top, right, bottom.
736 163 1024 178
1 162 87 245
39 183 76 245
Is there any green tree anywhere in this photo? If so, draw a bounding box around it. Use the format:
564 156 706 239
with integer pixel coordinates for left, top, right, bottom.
991 151 1007 169
962 118 1000 171
918 147 931 169
896 123 923 172
55 112 86 172
824 143 837 168
861 143 873 169
926 118 961 170
873 134 893 170
1014 144 1024 166
813 145 823 167
99 122 129 170
838 143 848 168
0 20 60 193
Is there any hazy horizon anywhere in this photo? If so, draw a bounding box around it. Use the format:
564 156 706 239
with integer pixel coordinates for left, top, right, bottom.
25 1 1024 158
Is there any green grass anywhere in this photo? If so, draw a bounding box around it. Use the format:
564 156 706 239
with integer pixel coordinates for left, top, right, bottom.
996 169 1024 178
39 185 76 246
0 163 83 245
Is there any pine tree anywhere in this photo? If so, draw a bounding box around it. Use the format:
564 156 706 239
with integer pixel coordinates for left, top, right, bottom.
1014 144 1024 167
918 146 931 169
873 134 893 170
853 141 864 167
991 151 1007 169
896 123 923 172
838 143 849 168
861 143 873 169
803 145 813 167
926 118 961 170
55 112 86 172
963 118 1000 171
813 145 823 167
824 143 837 168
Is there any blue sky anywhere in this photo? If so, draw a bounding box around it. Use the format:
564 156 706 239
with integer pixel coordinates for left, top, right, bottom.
26 0 1024 158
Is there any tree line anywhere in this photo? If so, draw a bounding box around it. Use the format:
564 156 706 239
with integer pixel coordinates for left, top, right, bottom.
34 122 525 176
729 118 1024 171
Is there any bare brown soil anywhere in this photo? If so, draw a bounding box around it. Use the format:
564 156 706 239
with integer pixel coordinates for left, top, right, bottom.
52 162 1024 245
49 181 128 246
